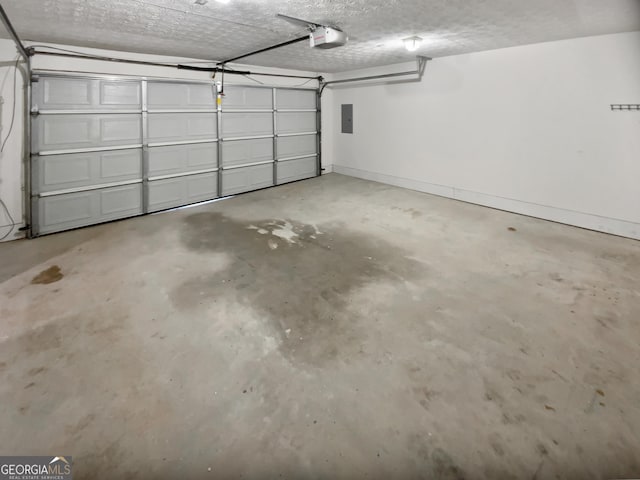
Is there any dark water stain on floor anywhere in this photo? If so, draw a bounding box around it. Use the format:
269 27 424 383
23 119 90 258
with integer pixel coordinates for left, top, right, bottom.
0 306 166 479
31 265 63 285
173 212 426 366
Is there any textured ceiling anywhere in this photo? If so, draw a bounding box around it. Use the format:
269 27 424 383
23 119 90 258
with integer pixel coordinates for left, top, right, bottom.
1 0 639 72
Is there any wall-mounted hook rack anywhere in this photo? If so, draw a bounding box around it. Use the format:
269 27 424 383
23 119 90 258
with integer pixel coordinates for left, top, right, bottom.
610 104 640 111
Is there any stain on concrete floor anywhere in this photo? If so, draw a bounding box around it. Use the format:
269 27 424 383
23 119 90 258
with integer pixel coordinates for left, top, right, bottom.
30 265 63 285
173 212 424 366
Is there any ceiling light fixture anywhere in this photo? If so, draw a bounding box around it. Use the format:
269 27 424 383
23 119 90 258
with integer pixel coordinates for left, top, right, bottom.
403 36 423 52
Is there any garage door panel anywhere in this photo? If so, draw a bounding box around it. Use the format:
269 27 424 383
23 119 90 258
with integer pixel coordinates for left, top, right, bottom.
188 116 217 136
35 114 142 152
276 112 316 135
222 138 272 168
38 184 143 234
222 112 272 138
40 77 91 107
276 89 316 110
148 113 217 143
101 184 143 215
36 149 142 194
223 86 272 110
37 154 92 191
222 164 273 196
148 173 218 212
100 150 142 179
148 143 217 177
99 82 142 107
100 116 142 142
277 157 317 185
277 134 317 159
37 115 92 150
41 191 94 227
147 83 216 109
34 77 141 110
187 173 218 198
148 178 182 212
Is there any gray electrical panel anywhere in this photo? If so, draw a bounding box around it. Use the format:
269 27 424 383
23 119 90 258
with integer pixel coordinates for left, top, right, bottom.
341 104 353 134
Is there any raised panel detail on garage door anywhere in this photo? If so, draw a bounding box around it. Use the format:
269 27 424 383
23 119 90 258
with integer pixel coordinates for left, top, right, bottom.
33 77 141 111
34 149 142 194
148 172 218 212
276 112 316 135
148 113 217 144
277 157 317 185
147 83 216 110
100 82 141 107
35 114 142 153
222 138 272 168
223 86 272 110
222 164 273 196
221 112 272 139
277 134 317 159
148 143 217 178
276 89 316 110
37 183 143 234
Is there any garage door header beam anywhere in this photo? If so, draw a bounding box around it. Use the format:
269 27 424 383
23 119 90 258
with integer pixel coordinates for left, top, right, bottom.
30 49 322 82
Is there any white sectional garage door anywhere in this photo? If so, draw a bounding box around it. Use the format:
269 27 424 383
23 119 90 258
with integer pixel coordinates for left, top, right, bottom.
30 73 319 236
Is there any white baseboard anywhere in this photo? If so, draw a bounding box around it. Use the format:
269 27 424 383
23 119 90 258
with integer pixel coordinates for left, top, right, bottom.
321 164 334 174
332 165 640 241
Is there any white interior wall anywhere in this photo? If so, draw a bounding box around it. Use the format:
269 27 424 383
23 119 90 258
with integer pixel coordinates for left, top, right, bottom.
326 32 640 240
0 39 324 241
320 87 334 174
0 40 26 241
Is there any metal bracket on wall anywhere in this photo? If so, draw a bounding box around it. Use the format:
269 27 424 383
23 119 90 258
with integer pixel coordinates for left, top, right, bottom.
610 104 640 111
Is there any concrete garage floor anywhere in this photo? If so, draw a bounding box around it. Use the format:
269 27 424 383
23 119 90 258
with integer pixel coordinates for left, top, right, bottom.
1 173 639 479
